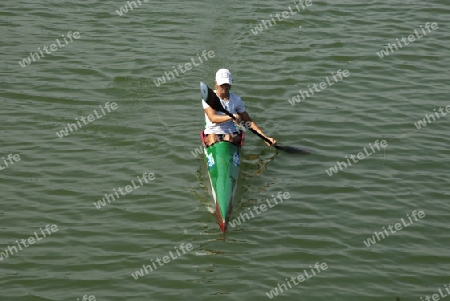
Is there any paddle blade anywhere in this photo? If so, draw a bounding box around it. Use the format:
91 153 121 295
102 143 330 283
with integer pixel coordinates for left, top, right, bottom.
199 82 228 114
274 144 310 154
200 82 209 100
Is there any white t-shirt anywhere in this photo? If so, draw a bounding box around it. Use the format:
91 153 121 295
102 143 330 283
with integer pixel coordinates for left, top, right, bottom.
202 91 246 134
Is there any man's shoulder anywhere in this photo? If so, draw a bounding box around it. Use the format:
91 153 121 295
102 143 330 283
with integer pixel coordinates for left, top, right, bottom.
230 92 243 102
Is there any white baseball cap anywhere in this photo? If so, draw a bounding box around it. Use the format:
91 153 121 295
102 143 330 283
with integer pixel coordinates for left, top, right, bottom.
215 69 233 85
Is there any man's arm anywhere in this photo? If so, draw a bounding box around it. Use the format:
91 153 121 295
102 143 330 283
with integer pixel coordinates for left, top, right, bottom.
238 111 276 146
204 106 237 123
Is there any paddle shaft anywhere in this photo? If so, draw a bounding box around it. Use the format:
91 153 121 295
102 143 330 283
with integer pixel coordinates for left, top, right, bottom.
201 82 309 154
215 105 278 148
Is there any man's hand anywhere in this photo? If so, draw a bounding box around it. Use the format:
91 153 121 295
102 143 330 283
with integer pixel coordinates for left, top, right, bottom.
232 113 242 124
265 137 277 147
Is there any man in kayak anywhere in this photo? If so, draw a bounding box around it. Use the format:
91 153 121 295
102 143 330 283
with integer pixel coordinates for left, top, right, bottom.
202 68 277 147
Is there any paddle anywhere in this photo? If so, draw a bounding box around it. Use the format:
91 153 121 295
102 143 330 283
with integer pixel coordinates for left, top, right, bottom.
200 82 310 154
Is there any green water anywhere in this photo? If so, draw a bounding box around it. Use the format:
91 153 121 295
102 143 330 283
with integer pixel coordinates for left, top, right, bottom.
1 1 449 300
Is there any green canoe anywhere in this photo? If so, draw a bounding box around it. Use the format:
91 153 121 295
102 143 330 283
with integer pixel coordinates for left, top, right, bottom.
201 131 244 232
